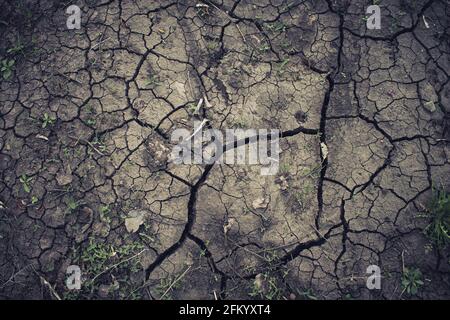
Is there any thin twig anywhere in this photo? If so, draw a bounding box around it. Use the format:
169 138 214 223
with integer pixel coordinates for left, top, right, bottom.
235 24 247 44
187 70 196 100
185 119 208 141
193 98 203 115
37 273 62 300
68 136 105 156
91 249 148 283
91 35 110 51
401 250 405 272
0 264 35 288
85 140 105 156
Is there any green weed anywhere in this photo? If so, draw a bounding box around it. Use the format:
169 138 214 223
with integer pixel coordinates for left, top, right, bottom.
298 288 318 300
41 112 56 128
31 195 38 204
401 267 424 296
265 22 286 33
143 75 161 88
424 186 450 249
19 174 32 193
67 197 80 212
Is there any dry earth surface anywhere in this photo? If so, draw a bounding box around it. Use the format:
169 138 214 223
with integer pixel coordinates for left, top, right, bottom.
0 0 449 299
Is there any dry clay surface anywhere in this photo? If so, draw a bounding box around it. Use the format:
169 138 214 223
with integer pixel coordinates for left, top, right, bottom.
0 0 449 299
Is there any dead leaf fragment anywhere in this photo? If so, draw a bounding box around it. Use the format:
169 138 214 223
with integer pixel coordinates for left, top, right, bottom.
124 210 146 233
125 216 144 233
252 197 269 210
254 274 264 290
223 217 236 235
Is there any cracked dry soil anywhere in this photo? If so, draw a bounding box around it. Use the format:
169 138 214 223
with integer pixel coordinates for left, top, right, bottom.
0 0 449 300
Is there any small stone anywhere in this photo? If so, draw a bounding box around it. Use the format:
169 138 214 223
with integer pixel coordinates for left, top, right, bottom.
79 207 93 224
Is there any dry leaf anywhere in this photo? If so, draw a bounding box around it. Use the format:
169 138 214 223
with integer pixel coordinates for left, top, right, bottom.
223 217 236 235
125 210 146 233
252 197 268 210
193 98 203 115
254 274 264 291
125 217 143 233
203 94 212 108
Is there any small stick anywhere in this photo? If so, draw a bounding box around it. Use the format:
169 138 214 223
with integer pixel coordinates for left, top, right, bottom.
91 249 148 283
187 71 196 100
227 239 269 262
160 266 191 299
236 24 247 44
203 94 212 108
85 140 105 156
185 119 208 142
91 37 111 51
37 273 62 300
193 98 203 115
